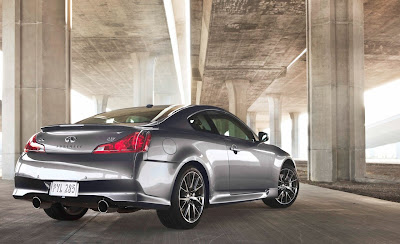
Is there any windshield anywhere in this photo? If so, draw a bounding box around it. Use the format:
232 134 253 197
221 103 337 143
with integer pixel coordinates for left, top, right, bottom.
77 105 182 124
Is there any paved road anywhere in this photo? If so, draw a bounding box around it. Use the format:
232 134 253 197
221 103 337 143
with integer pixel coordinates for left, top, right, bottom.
1 180 399 243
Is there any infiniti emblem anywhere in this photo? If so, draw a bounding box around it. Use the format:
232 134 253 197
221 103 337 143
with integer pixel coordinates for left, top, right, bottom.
65 136 77 143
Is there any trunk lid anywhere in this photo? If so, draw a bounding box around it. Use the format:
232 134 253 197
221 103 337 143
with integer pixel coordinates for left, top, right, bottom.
38 124 139 154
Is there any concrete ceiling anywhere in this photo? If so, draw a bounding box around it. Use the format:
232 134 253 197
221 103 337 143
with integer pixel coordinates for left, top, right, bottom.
364 0 400 90
71 0 180 109
196 0 306 111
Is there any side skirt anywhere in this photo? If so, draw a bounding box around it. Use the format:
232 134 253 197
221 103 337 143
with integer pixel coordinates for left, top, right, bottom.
209 188 278 206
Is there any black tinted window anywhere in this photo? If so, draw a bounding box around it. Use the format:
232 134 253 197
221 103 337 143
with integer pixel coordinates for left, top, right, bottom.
78 105 181 124
207 111 254 141
188 112 214 133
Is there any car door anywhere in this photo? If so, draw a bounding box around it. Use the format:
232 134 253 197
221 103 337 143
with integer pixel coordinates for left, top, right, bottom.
206 111 270 195
187 111 230 194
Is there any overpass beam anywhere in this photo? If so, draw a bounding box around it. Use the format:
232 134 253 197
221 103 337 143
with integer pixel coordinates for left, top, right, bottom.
2 0 71 179
307 0 365 182
268 95 282 147
290 112 300 158
225 80 250 123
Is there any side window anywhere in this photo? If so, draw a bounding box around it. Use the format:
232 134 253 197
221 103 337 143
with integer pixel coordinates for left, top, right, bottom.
207 111 254 141
188 112 213 133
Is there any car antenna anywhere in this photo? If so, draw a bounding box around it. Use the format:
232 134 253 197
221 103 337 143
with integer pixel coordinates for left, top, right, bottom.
146 104 153 108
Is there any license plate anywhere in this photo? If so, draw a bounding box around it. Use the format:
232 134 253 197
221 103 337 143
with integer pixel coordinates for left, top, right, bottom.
49 181 79 197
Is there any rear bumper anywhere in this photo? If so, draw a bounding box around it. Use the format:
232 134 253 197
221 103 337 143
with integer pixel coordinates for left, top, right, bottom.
13 176 170 209
12 152 176 209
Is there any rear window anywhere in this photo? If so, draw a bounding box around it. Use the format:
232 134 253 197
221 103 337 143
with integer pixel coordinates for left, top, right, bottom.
77 105 182 124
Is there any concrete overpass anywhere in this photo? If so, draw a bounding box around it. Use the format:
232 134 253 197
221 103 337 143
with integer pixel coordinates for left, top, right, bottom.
366 115 400 149
1 0 400 182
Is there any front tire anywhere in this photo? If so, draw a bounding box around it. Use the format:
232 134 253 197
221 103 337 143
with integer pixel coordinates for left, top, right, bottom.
157 165 206 229
44 203 88 221
263 164 299 208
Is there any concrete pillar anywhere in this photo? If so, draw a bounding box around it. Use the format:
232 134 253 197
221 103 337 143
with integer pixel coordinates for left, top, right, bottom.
289 112 300 158
2 0 71 179
268 95 282 147
225 80 250 123
132 53 157 107
247 112 257 134
154 93 172 105
0 100 2 132
94 95 109 114
307 0 365 182
195 80 203 105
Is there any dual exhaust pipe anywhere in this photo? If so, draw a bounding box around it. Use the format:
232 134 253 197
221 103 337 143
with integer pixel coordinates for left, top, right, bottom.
32 197 116 213
32 197 51 209
97 199 116 213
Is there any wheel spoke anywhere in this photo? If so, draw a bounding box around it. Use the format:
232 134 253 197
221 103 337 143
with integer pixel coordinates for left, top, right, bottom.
285 170 290 181
180 200 188 210
193 175 200 189
190 172 195 189
287 191 293 202
277 190 284 200
185 203 190 218
192 204 196 219
193 196 204 205
193 183 203 192
280 191 285 202
193 204 200 215
288 171 293 182
183 178 189 192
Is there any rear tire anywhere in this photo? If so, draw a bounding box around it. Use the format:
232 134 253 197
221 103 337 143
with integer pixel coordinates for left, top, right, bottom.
44 203 88 221
157 165 206 229
263 164 299 208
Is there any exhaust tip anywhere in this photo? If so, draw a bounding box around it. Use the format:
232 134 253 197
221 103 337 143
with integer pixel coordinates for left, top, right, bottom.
98 200 109 213
32 197 41 209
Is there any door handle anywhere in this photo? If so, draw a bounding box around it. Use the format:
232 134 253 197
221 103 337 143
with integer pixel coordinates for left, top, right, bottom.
230 144 240 154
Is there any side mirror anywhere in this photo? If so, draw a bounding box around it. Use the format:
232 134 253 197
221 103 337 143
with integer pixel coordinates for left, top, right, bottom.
258 132 269 142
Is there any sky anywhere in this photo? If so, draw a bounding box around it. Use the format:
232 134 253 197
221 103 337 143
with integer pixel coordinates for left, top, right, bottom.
364 79 400 125
70 90 96 123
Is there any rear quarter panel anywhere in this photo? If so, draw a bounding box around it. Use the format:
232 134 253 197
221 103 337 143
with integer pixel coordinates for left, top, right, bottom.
139 129 229 202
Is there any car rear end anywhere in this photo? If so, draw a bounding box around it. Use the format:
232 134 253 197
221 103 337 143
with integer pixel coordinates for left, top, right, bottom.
13 105 181 212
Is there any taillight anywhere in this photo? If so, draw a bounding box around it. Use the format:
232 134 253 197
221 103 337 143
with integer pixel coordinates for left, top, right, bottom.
24 134 45 153
93 132 151 154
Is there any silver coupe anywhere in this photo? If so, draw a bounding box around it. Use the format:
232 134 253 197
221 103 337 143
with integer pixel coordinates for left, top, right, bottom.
13 105 299 229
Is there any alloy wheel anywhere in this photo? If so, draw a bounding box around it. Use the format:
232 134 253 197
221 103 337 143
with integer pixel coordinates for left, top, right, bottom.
179 170 205 223
276 168 299 205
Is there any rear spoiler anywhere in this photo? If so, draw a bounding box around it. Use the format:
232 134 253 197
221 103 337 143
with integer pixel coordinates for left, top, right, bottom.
41 124 135 132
